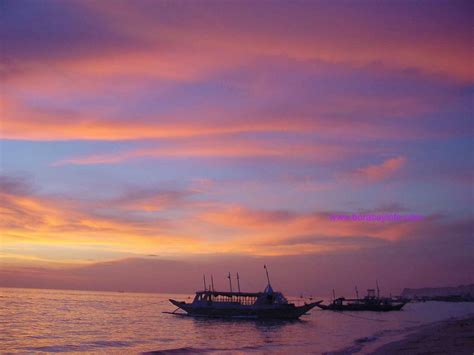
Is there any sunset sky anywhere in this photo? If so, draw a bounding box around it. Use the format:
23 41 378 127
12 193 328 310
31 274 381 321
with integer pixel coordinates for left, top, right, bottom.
1 0 473 295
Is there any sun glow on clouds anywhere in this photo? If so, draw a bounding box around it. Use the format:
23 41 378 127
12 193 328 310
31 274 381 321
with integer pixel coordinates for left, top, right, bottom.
0 0 473 286
0 173 442 261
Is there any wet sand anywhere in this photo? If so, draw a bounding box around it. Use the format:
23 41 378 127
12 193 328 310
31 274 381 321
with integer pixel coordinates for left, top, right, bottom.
371 316 474 354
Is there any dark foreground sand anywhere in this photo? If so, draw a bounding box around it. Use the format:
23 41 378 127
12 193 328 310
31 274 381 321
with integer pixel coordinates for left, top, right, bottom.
370 316 474 354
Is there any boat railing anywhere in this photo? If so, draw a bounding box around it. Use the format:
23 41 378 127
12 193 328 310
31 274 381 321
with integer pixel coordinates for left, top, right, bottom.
195 290 261 305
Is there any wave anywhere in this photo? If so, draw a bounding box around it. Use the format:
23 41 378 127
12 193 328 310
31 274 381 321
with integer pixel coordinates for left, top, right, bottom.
144 344 266 354
22 340 132 352
143 347 212 354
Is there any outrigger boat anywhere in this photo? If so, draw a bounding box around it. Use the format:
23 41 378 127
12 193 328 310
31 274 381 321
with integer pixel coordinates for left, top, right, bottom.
167 265 322 319
317 284 407 312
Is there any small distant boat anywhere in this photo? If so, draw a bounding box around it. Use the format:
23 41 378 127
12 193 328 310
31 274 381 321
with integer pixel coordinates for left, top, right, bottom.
166 266 322 320
317 284 407 312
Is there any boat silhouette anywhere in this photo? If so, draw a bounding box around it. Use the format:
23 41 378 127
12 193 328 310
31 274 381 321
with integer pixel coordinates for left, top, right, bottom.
317 283 407 312
166 265 321 319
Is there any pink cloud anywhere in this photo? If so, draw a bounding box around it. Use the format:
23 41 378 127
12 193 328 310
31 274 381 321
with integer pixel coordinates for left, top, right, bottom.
345 156 407 183
51 138 354 166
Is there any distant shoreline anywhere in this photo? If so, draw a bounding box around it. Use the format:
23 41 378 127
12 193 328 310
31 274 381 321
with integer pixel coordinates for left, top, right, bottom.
369 315 474 354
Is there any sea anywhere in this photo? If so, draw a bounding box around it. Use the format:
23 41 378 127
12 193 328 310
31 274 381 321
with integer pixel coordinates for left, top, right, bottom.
2 287 474 354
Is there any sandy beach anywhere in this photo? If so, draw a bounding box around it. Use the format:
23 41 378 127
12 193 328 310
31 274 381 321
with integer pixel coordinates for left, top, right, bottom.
370 316 474 354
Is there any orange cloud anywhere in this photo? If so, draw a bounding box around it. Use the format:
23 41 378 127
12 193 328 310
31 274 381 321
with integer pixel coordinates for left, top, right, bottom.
2 97 320 141
0 177 202 258
1 173 428 261
197 204 424 254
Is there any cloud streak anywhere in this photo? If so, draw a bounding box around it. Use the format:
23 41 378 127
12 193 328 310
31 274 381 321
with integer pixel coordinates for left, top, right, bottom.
348 156 407 182
4 1 472 82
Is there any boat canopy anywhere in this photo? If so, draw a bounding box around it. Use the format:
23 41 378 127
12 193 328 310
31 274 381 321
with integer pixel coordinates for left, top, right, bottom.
195 290 262 297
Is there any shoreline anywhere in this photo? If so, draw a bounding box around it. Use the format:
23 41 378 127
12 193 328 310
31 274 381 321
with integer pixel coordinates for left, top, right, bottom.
368 315 474 354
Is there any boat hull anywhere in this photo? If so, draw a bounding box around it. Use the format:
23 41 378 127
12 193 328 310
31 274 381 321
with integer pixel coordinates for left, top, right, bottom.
169 299 321 319
316 302 406 312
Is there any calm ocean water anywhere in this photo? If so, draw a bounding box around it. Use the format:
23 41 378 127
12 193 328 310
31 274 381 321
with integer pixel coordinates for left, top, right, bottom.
2 287 474 354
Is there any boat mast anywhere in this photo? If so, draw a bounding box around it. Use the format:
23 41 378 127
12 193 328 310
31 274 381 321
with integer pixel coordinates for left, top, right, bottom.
228 272 233 292
376 280 380 298
355 286 359 300
332 289 336 301
264 264 271 286
203 274 207 291
237 272 241 292
211 275 215 291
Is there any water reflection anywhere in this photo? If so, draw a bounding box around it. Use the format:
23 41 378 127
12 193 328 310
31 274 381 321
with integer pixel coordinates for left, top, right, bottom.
2 288 474 354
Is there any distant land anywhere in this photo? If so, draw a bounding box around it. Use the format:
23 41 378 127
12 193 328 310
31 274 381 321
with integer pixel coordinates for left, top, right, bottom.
401 284 474 298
